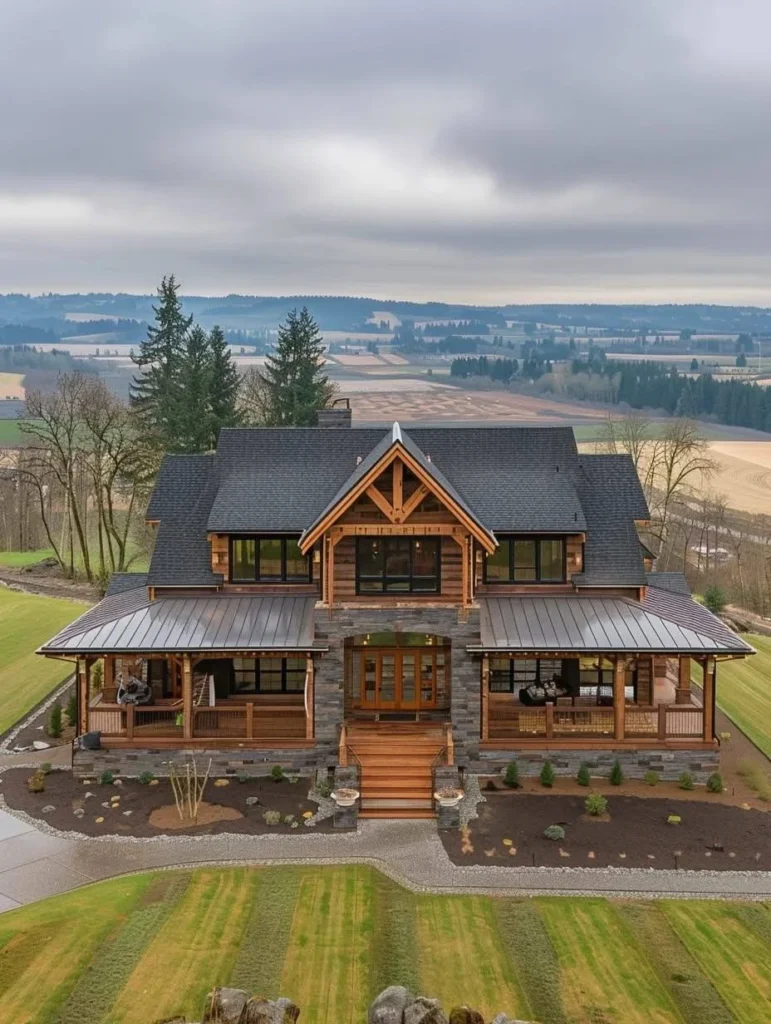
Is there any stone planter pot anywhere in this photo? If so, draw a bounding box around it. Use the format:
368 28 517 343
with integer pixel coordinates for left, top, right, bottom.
332 788 360 808
434 791 464 809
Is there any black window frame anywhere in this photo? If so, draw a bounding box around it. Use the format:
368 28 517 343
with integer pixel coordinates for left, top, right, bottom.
483 535 566 584
489 657 563 694
230 656 307 694
228 535 312 584
355 536 441 595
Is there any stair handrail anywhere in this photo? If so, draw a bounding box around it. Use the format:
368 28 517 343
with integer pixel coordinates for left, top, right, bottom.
338 723 348 767
445 722 454 767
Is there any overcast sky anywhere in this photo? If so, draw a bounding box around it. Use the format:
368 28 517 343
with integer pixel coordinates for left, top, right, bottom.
1 0 770 303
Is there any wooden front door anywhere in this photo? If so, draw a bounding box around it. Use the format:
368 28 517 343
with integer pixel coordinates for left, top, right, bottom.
357 648 441 711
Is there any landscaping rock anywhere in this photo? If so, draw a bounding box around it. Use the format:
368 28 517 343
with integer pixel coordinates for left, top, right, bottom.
32 741 51 750
245 796 260 807
73 808 85 818
41 805 55 814
203 986 248 1023
449 1008 485 1024
490 1017 536 1024
369 985 412 1024
404 996 448 1024
242 996 300 1024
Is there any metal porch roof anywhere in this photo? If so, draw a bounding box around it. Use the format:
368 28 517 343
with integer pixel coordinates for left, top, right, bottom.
474 594 754 656
39 593 322 654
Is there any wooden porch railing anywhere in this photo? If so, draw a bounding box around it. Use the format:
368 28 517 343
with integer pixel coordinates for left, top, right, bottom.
87 700 308 742
488 700 705 742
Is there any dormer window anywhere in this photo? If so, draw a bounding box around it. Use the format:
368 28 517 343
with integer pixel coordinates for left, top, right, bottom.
229 536 311 583
484 536 565 583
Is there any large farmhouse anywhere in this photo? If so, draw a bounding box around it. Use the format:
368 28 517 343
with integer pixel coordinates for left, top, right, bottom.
40 412 753 816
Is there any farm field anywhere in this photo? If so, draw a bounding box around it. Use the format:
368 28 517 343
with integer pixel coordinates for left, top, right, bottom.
704 634 771 760
0 419 29 445
702 441 771 514
3 867 771 1023
0 373 25 399
0 589 87 735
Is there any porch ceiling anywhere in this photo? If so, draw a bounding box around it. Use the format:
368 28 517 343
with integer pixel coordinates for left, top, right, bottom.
473 594 755 656
38 592 324 655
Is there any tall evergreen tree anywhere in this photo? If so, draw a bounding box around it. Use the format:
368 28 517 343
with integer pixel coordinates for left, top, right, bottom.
207 324 242 445
129 275 192 447
176 325 214 452
262 307 335 425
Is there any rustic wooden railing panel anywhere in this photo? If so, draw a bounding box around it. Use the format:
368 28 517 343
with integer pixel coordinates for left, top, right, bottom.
134 707 183 737
552 706 615 737
665 706 704 738
625 706 659 737
488 706 547 739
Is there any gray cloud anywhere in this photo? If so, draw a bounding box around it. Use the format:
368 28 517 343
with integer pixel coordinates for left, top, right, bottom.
0 0 770 301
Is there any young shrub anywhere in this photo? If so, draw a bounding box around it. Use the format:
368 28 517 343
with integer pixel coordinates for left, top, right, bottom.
703 584 727 615
543 824 565 841
584 792 608 817
706 772 724 794
539 761 555 788
263 809 282 826
503 761 520 788
138 771 155 786
283 814 296 826
576 764 591 787
47 704 62 739
667 814 682 825
609 759 624 786
679 771 695 791
644 770 659 787
65 693 77 728
270 765 284 783
99 770 115 786
27 770 46 793
236 771 251 784
315 777 333 799
90 659 104 694
40 761 52 775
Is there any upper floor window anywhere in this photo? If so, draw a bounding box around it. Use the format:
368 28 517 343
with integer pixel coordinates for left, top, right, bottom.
356 537 440 594
484 536 565 583
229 536 311 583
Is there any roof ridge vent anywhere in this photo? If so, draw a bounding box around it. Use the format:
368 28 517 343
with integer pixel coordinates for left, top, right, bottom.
392 421 402 444
356 455 363 465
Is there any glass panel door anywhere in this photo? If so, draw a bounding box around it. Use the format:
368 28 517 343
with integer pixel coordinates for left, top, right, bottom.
362 654 377 707
400 653 417 709
420 653 436 707
379 654 396 707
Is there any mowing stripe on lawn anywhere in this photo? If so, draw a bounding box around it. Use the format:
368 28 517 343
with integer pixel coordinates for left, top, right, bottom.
229 867 303 996
53 872 192 1024
369 872 420 998
416 894 528 1022
538 898 683 1024
696 634 771 759
279 866 374 1024
618 903 734 1024
109 868 255 1024
493 900 566 1024
663 901 771 1022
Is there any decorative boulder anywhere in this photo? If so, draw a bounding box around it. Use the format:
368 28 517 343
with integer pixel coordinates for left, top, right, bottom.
242 996 300 1023
449 1009 485 1024
369 986 413 1024
404 996 449 1024
202 987 248 1024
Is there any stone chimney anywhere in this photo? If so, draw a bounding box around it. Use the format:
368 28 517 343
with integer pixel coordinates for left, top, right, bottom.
317 398 352 428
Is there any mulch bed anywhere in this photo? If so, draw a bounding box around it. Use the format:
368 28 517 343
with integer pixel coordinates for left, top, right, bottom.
5 679 76 750
0 768 340 836
442 792 771 870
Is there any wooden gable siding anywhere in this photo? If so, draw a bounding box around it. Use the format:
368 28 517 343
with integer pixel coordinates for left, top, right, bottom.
338 485 457 526
332 535 463 602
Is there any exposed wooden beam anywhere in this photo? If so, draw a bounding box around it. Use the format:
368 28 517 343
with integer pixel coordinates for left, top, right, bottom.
331 523 466 539
401 483 430 520
392 459 403 515
365 485 397 522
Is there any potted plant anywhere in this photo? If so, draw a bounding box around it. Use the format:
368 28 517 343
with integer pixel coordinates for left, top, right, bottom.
434 786 464 808
331 787 360 807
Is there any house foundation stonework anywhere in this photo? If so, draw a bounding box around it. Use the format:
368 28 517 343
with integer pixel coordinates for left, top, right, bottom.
40 421 753 817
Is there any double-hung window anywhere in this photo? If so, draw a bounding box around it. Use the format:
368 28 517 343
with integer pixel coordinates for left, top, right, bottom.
229 536 311 583
484 536 565 583
232 657 306 693
356 537 440 594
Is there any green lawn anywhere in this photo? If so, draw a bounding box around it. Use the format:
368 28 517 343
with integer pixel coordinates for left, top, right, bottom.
0 589 87 734
0 418 28 445
700 634 771 759
1 866 769 1023
0 549 56 568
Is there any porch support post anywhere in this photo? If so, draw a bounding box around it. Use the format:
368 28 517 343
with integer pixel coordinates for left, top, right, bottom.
613 655 626 741
676 656 692 704
702 656 715 742
104 655 114 691
481 655 490 741
77 656 89 735
305 656 315 740
182 654 193 740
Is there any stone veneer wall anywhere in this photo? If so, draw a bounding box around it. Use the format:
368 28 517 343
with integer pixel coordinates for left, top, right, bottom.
73 746 319 779
312 606 482 764
471 747 720 783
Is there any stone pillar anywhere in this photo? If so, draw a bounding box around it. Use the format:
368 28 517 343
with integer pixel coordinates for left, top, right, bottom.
676 656 692 704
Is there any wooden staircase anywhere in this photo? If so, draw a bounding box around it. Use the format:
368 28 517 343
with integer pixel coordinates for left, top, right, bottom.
343 722 449 819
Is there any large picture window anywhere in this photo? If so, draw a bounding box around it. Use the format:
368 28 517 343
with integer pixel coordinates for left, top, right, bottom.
231 657 306 693
229 536 311 583
484 536 565 583
489 657 562 694
356 537 440 594
579 656 636 703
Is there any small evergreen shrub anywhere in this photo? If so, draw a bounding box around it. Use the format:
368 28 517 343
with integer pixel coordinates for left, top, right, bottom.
706 772 724 794
584 792 608 817
236 771 251 784
90 660 104 693
27 770 45 793
270 765 284 783
65 693 77 727
609 759 624 786
138 771 155 785
99 770 115 786
40 762 52 775
315 777 333 799
644 770 659 787
667 814 682 825
543 824 565 841
263 809 281 825
576 764 591 787
47 704 62 739
703 584 727 615
283 814 295 825
503 762 520 788
539 761 555 788
679 771 695 791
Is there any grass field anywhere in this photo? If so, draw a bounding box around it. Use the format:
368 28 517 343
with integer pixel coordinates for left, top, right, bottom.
2 866 771 1023
0 589 86 735
0 419 27 445
707 634 771 760
0 548 56 568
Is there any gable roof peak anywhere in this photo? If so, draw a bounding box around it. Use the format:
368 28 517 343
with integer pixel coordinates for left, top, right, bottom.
392 421 402 444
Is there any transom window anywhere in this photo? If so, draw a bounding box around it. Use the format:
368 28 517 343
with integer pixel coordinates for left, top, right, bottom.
490 657 562 694
356 537 440 594
484 536 565 583
229 536 311 583
232 657 306 693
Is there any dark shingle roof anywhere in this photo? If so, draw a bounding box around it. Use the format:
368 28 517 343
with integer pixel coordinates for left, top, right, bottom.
645 572 692 597
105 573 148 597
